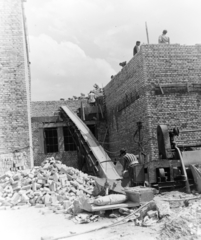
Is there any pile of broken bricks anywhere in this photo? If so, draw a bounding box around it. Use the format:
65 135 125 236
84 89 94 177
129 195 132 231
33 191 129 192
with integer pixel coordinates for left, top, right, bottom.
2 156 194 232
0 157 96 214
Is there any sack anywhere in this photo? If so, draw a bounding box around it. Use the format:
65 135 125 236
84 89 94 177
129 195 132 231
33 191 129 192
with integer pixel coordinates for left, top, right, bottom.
94 194 127 206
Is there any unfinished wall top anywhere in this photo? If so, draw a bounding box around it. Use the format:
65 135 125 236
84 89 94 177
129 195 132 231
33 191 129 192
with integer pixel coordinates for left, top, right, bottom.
104 44 201 161
31 100 81 117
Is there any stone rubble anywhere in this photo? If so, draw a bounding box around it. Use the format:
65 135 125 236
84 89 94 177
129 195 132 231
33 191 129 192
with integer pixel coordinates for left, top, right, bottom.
160 200 201 240
0 157 96 215
2 157 201 239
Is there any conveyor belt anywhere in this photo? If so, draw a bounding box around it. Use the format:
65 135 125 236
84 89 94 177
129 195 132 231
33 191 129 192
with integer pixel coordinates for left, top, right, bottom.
60 106 121 180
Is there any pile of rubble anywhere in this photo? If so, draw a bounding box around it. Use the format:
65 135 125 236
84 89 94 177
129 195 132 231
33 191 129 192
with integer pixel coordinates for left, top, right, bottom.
159 199 201 240
0 157 95 214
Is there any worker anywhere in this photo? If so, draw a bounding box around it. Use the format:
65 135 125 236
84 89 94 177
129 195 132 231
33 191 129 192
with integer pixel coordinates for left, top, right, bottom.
88 91 96 106
133 41 141 56
158 30 170 44
119 148 138 184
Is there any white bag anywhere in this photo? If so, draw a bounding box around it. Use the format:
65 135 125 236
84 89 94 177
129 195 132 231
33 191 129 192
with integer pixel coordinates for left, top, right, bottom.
94 194 127 206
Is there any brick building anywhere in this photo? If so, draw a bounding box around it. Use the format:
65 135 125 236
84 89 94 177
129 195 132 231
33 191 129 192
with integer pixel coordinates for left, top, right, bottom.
31 99 106 166
2 0 201 176
104 44 201 163
0 0 32 174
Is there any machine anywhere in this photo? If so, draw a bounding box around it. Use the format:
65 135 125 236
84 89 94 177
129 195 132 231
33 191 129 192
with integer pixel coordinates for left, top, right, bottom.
131 125 201 191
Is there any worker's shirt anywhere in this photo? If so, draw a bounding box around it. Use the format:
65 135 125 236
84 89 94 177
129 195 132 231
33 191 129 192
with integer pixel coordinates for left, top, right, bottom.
158 34 170 44
123 153 138 170
133 45 140 55
88 93 96 103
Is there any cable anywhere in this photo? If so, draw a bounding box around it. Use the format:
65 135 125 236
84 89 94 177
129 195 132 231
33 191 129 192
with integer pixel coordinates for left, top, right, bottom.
45 201 152 240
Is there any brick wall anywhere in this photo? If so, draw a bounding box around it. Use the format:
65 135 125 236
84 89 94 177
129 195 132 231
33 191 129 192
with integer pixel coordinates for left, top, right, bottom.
31 100 107 167
31 100 82 117
0 0 32 172
31 100 81 166
144 44 201 160
104 44 201 162
32 118 78 167
104 51 151 160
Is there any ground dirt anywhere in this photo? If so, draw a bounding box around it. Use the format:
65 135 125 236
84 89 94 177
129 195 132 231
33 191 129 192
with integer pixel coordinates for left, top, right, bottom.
2 190 201 240
0 206 158 240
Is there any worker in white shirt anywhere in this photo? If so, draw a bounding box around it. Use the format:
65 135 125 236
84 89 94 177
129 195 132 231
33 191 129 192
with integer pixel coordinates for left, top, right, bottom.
158 30 170 44
88 91 96 106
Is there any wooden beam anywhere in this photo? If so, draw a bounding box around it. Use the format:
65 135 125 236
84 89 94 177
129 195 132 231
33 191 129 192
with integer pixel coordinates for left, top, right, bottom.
39 122 68 128
32 116 61 123
157 81 164 94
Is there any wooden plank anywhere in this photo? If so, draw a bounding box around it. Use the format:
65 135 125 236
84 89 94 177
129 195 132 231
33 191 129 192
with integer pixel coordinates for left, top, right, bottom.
155 83 189 88
157 81 164 94
39 128 45 154
81 101 85 121
98 104 104 119
42 122 68 128
57 127 64 152
31 116 60 123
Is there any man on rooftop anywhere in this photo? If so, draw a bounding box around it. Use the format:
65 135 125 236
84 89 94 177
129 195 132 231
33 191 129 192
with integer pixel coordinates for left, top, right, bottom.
133 41 141 56
158 30 170 44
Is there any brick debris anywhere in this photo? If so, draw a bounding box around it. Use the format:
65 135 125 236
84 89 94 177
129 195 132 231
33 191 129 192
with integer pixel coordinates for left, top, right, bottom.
0 157 95 214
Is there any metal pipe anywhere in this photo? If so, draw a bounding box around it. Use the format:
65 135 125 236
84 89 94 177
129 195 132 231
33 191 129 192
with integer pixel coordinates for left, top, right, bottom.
175 146 191 193
180 129 201 133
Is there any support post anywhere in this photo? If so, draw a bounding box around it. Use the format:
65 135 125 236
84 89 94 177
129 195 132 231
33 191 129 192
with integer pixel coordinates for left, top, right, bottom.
145 22 150 44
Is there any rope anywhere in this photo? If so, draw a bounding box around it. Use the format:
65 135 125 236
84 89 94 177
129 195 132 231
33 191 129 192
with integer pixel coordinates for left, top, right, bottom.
48 201 152 240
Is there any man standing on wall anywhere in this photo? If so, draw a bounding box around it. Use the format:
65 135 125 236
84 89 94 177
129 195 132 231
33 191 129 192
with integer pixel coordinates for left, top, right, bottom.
119 148 138 185
88 91 96 106
133 41 141 56
158 30 170 44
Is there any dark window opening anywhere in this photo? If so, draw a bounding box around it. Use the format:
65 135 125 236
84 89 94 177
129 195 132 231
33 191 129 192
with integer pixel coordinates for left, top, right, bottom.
44 128 58 153
88 124 96 137
63 127 77 151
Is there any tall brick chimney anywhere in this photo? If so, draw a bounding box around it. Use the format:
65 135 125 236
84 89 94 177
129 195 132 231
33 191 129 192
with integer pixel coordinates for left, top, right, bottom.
0 0 33 173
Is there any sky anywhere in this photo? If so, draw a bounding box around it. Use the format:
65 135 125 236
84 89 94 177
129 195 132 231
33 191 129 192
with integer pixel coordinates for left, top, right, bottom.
25 0 201 101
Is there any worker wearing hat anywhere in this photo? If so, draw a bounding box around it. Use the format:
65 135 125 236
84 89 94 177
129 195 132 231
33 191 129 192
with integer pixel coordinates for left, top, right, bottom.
119 148 138 185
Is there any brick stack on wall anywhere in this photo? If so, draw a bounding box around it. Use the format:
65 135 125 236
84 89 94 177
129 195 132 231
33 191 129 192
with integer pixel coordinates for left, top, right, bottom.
0 0 32 173
104 44 201 162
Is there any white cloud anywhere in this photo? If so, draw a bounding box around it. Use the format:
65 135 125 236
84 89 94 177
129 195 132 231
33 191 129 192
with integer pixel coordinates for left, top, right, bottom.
30 34 116 101
25 0 201 100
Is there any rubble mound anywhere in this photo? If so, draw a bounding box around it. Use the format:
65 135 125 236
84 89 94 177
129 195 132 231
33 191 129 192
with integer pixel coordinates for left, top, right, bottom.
160 216 196 240
160 201 201 240
0 157 95 213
